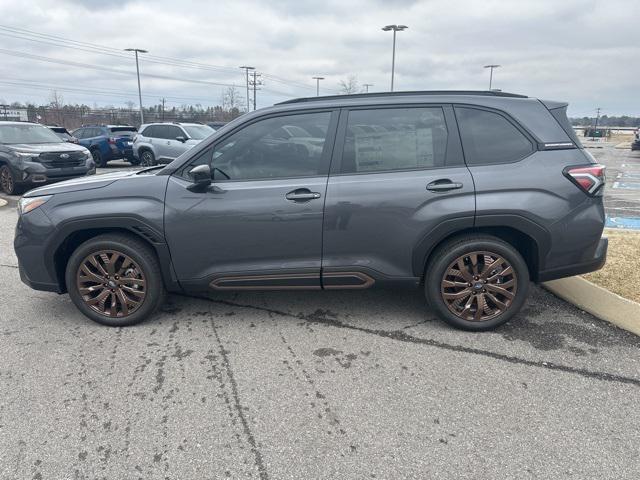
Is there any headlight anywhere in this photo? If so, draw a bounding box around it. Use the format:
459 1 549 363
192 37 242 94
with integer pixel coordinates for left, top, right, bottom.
18 195 52 215
14 152 39 161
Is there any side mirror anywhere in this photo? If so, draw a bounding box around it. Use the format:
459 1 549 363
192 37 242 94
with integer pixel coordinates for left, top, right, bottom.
187 164 212 191
176 136 187 143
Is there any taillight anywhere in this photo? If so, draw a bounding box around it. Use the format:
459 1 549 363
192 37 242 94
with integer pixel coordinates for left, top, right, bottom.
108 137 116 144
564 165 606 195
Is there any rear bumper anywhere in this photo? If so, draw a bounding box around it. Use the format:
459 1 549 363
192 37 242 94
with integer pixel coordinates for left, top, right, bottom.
538 237 608 282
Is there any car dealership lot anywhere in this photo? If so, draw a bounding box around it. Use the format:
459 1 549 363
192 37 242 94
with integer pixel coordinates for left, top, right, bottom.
1 182 640 479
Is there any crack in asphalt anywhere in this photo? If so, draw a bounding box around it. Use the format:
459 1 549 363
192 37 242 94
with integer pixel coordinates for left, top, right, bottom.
211 299 640 388
0 263 18 269
209 308 269 480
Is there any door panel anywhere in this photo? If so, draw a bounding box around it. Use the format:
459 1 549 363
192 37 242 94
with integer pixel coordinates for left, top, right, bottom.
322 105 475 281
164 175 327 283
163 109 338 288
322 169 475 279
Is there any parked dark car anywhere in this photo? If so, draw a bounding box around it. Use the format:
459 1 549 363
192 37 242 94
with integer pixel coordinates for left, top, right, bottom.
14 91 607 330
47 126 79 144
0 122 94 195
73 125 137 167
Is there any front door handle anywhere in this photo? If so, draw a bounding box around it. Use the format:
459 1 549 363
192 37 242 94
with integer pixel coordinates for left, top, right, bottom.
286 188 321 202
426 180 464 192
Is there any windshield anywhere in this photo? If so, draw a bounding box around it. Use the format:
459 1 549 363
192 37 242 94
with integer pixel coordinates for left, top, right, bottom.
0 124 64 144
183 125 214 140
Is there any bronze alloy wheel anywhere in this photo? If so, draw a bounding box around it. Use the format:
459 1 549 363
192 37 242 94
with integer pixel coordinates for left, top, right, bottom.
0 167 14 193
76 250 147 318
440 251 517 322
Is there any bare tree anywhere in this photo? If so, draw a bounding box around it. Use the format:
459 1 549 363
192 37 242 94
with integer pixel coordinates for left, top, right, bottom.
338 75 359 95
221 86 243 111
49 90 64 125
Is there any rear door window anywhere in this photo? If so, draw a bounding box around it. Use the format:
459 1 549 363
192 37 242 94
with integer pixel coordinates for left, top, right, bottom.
455 107 534 165
339 107 449 174
142 126 158 138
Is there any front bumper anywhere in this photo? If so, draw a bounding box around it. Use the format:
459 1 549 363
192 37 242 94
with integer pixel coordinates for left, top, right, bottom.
14 207 64 293
14 159 95 186
538 237 608 282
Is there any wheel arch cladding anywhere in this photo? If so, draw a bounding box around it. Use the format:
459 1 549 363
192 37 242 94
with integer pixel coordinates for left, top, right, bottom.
52 223 180 294
420 225 543 282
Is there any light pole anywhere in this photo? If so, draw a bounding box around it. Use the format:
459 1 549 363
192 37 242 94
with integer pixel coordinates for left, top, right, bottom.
312 76 325 96
382 24 408 92
363 83 374 93
483 64 501 90
124 48 148 124
239 66 255 113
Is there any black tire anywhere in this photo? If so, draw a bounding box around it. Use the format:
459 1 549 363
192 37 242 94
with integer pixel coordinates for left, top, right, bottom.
91 148 107 168
425 234 529 331
0 165 24 195
65 233 165 327
140 150 156 167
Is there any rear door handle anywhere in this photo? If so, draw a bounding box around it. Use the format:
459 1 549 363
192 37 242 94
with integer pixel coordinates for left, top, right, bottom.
286 188 321 202
426 180 464 192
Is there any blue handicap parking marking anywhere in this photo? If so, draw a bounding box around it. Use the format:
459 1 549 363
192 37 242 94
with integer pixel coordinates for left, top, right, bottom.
612 182 640 190
606 216 640 230
618 173 640 180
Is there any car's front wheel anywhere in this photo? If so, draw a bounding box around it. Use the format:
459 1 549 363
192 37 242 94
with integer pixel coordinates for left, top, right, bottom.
425 235 529 331
0 165 23 195
140 150 156 167
65 234 165 326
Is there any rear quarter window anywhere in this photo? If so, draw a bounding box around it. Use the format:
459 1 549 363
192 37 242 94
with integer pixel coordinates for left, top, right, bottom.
455 107 534 165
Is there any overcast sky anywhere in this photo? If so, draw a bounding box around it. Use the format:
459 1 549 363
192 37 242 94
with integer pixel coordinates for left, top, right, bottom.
0 0 638 116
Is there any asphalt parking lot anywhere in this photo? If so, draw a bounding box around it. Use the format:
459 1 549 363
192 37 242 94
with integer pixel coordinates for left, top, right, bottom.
1 155 640 479
586 139 640 225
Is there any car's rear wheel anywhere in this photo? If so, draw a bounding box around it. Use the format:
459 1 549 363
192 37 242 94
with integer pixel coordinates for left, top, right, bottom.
65 234 165 326
140 150 156 167
91 148 106 168
425 235 529 331
0 165 23 195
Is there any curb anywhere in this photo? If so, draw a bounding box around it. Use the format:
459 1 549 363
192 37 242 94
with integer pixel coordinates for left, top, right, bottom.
543 276 640 336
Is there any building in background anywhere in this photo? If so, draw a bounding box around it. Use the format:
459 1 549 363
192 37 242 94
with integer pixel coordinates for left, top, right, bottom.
0 107 28 122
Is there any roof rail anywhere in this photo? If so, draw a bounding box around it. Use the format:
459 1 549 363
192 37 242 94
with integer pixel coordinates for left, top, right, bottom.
277 90 528 105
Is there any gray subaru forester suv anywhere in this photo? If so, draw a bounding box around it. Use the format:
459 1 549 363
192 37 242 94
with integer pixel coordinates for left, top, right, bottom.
14 91 607 330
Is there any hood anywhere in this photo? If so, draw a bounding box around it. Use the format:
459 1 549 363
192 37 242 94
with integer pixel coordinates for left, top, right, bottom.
24 170 138 197
7 142 89 153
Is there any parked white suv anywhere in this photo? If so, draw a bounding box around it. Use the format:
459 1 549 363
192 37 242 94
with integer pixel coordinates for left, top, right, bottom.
132 123 214 166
